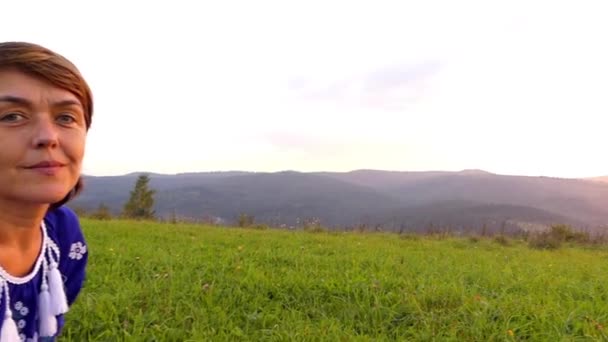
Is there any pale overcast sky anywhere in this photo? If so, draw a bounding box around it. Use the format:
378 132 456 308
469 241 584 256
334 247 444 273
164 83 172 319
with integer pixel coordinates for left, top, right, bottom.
1 1 607 178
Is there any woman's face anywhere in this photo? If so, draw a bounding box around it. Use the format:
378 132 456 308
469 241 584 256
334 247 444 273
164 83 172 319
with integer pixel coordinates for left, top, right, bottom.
0 69 87 206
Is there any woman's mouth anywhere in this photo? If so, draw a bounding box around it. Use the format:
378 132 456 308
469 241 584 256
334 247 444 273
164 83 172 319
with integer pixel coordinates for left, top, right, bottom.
25 161 66 175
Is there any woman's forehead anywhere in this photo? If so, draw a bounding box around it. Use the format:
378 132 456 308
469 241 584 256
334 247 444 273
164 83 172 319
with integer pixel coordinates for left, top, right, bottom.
0 68 83 107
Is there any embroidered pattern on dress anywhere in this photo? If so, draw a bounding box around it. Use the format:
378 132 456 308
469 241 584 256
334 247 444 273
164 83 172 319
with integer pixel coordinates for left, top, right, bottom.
13 301 39 341
69 242 87 260
0 221 71 340
13 301 29 332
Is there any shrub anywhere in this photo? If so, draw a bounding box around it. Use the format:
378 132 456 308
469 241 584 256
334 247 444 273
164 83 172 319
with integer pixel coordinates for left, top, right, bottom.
399 233 420 241
528 231 562 250
550 224 588 243
237 213 255 228
89 203 112 220
493 235 510 246
527 225 592 250
71 206 89 217
302 217 325 233
304 225 327 233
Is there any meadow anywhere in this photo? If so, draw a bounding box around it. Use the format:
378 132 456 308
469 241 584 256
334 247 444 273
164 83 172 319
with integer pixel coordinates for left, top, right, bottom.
61 219 608 341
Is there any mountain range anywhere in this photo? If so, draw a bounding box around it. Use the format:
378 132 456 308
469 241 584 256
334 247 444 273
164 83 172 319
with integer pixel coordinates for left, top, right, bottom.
70 170 608 233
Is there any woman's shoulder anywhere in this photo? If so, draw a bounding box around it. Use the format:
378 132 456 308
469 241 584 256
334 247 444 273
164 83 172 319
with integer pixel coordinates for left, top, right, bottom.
44 205 80 227
44 206 88 309
44 206 87 260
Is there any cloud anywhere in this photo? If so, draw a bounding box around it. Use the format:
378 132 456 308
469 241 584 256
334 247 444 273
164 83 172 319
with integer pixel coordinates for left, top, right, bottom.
288 61 441 111
362 61 441 91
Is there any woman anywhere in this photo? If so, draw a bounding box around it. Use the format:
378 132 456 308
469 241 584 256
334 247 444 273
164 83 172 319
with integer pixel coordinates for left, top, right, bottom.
0 42 92 341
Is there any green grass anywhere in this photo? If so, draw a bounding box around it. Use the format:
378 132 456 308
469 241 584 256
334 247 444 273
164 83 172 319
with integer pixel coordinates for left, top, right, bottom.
61 219 608 341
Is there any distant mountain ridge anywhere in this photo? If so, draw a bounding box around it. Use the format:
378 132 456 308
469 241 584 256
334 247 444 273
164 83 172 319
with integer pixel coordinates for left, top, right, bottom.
71 170 608 233
588 176 608 183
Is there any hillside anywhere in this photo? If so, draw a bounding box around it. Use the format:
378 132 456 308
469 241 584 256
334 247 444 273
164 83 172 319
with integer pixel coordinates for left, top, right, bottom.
587 176 608 183
64 219 608 340
71 170 608 232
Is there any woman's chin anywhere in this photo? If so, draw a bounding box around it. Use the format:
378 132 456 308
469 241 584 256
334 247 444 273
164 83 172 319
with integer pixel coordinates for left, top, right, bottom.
22 188 71 206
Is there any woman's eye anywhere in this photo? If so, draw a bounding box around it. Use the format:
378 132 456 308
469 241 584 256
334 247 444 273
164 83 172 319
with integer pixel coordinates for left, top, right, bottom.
57 114 77 124
0 112 26 123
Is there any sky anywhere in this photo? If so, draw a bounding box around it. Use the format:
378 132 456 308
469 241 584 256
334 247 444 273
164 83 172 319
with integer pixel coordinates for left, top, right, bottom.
1 0 607 178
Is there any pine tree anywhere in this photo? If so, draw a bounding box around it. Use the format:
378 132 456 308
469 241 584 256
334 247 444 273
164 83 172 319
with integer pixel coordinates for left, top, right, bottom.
122 174 156 220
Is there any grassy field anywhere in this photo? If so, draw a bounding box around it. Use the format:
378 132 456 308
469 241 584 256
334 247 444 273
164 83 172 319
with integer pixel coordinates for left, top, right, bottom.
61 219 608 341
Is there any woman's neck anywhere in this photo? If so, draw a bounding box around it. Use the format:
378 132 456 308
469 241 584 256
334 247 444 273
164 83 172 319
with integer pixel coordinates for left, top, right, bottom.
0 199 48 250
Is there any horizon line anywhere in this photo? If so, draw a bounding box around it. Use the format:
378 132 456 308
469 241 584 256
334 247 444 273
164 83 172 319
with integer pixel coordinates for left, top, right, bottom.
80 168 604 180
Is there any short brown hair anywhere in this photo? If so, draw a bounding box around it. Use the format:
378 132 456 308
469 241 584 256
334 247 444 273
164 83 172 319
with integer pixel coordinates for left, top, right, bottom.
0 41 94 209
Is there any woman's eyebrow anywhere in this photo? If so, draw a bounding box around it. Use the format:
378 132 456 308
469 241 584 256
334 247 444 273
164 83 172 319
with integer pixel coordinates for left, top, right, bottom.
0 95 32 107
54 99 82 107
0 95 82 108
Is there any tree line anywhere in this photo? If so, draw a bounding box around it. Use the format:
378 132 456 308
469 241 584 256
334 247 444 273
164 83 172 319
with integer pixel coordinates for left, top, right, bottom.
79 174 156 220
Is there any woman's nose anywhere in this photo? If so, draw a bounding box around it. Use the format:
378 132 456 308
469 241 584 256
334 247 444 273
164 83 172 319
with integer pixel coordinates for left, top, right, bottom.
32 118 59 148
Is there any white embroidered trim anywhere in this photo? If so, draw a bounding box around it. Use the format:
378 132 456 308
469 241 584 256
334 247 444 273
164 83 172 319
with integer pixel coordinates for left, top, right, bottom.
0 220 67 339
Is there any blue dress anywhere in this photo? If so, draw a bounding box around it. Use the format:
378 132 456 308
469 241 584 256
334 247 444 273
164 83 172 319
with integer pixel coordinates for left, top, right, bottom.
0 206 88 341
